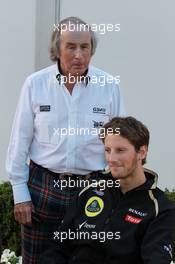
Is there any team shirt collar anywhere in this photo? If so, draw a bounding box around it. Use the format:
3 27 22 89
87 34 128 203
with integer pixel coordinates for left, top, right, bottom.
55 60 91 87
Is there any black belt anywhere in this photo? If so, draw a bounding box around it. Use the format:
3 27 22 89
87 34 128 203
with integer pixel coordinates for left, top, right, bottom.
30 160 99 180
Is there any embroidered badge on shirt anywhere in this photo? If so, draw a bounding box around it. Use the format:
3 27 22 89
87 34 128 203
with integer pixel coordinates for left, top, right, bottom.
93 107 106 114
124 214 142 224
85 196 104 217
128 208 147 217
79 221 96 229
92 120 104 128
40 105 51 112
163 244 172 258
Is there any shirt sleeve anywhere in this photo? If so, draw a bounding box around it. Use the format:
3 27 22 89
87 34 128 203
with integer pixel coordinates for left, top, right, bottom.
141 207 175 264
6 77 34 204
111 83 126 118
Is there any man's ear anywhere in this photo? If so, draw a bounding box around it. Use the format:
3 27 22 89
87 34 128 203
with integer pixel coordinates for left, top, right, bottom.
138 145 148 161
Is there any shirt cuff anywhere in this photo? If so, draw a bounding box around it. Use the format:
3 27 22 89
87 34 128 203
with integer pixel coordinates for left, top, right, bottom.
12 183 31 204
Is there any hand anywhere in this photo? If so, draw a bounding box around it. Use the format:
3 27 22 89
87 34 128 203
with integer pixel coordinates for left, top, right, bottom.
14 201 34 225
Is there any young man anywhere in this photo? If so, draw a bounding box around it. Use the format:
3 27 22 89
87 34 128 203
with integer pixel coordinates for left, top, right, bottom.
41 116 175 264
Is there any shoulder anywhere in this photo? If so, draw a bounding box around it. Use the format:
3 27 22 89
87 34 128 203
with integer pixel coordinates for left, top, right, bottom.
88 65 119 88
25 64 56 85
89 65 112 77
153 188 175 213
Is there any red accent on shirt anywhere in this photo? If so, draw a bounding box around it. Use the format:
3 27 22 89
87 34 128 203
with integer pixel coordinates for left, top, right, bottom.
124 214 142 224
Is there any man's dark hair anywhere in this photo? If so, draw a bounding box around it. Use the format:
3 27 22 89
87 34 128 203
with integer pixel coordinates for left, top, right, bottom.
100 116 150 165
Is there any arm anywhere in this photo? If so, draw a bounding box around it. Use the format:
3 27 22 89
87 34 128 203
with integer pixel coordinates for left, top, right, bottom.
6 77 34 224
141 208 175 264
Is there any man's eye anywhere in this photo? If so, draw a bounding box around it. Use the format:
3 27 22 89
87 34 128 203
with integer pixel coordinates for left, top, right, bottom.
118 149 125 152
81 45 90 50
105 149 110 153
68 46 75 50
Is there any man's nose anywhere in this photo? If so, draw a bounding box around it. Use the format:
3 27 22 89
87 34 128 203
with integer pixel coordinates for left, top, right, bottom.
108 152 118 163
74 48 83 58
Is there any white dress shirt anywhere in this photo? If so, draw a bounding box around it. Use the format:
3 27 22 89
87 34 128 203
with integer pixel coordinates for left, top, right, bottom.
6 63 125 204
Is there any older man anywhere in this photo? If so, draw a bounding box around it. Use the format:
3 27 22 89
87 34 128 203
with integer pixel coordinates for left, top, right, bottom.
6 17 125 263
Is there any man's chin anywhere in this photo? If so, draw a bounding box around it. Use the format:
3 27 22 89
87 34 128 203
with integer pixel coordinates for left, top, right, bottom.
110 170 122 179
71 67 87 75
110 167 127 179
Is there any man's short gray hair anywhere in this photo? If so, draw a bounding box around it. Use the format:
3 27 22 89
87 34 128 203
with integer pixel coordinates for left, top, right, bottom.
49 16 98 61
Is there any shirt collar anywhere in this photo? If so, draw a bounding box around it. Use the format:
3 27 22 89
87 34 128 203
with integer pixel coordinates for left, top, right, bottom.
55 60 91 87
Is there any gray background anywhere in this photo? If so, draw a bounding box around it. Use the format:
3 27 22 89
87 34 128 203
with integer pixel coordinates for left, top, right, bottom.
0 0 174 189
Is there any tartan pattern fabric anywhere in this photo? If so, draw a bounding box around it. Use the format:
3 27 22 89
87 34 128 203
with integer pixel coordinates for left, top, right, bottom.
21 163 82 264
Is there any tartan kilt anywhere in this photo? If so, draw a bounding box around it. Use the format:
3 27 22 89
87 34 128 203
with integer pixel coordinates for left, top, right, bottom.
21 163 82 264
